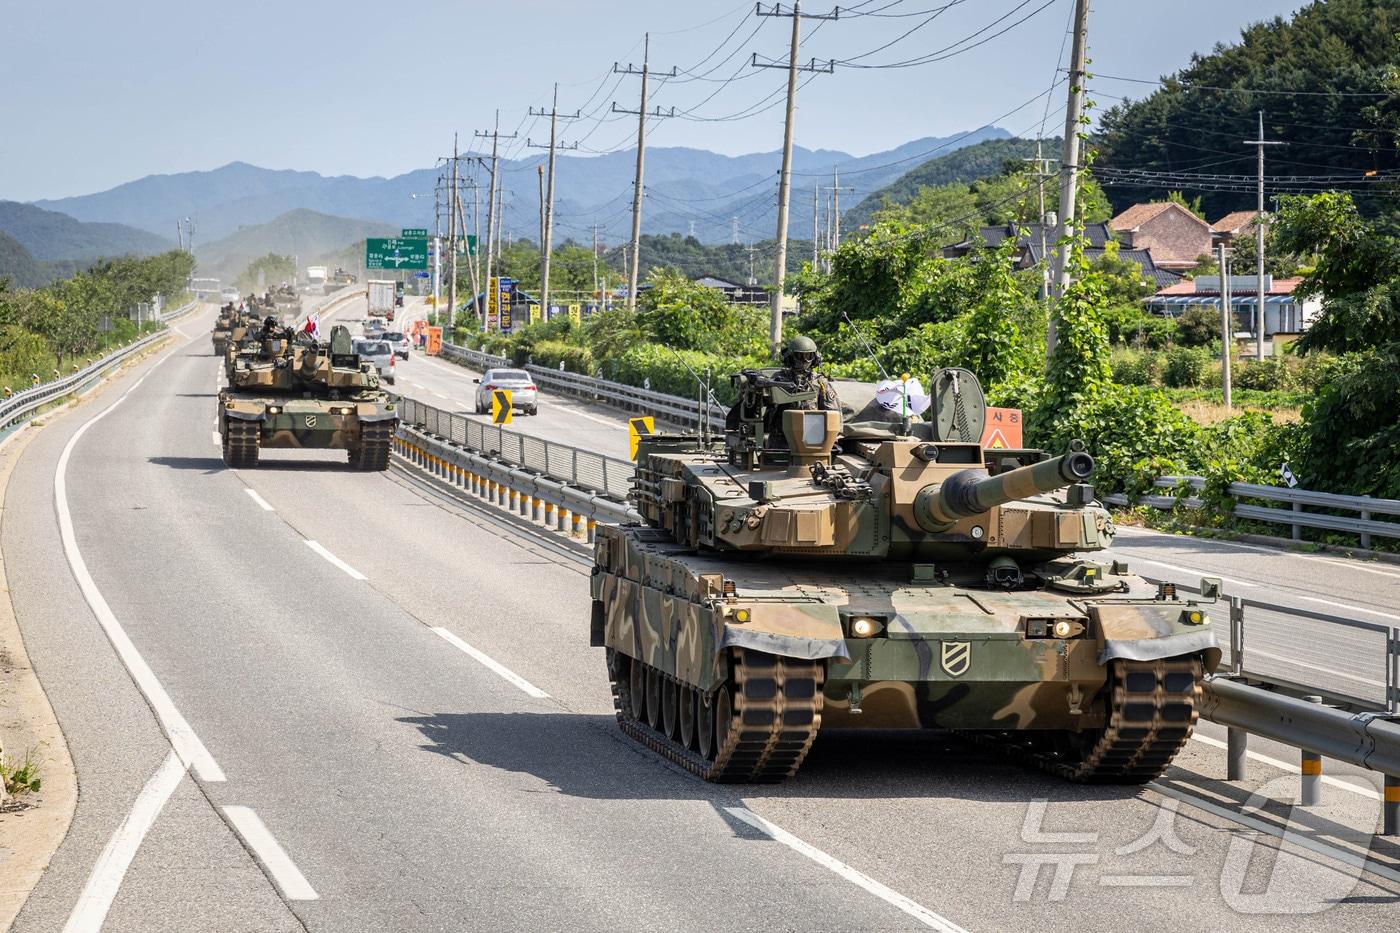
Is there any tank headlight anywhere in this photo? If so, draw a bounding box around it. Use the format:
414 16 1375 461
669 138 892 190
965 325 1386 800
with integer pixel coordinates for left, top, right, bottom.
1181 609 1207 626
266 405 280 415
1052 619 1074 639
970 525 985 540
734 608 751 623
849 616 883 638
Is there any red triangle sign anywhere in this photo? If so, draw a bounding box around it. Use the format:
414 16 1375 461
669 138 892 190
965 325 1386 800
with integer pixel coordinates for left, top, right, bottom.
984 427 1010 449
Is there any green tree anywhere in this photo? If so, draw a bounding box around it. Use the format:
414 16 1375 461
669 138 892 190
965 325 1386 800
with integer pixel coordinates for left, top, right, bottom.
237 254 294 292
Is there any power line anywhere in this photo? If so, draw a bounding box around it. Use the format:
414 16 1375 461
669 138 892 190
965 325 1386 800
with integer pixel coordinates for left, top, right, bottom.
1090 71 1389 98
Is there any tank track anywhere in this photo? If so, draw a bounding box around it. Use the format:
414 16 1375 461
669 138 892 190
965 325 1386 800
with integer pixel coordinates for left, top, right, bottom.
349 422 394 471
607 647 823 783
967 657 1203 784
221 419 260 468
212 337 227 355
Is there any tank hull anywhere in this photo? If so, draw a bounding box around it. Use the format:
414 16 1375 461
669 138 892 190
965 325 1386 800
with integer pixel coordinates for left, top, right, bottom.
592 523 1218 783
217 393 398 469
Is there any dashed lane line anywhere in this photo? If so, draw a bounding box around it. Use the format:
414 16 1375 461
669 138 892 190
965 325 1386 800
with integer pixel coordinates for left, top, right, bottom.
305 540 366 580
245 489 274 512
723 807 968 932
222 807 319 901
431 627 550 699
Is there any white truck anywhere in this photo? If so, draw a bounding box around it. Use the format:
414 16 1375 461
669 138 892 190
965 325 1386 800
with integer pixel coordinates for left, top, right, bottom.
305 266 328 289
366 279 396 321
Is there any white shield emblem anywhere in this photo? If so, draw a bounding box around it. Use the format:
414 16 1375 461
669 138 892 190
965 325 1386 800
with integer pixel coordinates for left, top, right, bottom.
304 414 317 428
940 641 971 677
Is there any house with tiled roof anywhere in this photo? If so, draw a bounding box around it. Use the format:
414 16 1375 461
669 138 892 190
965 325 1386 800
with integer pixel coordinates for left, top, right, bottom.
1146 274 1319 341
1211 210 1260 246
1108 202 1214 272
941 221 1180 289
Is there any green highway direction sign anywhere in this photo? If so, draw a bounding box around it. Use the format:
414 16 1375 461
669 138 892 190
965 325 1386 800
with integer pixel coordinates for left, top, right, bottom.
366 237 428 270
461 234 478 256
401 228 428 237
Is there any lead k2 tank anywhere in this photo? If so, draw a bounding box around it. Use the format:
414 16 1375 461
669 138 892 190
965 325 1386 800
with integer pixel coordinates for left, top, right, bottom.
218 324 398 470
591 367 1221 783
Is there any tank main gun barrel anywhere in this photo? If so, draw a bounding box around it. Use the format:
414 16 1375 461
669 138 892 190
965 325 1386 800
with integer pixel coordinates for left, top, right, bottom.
913 444 1095 530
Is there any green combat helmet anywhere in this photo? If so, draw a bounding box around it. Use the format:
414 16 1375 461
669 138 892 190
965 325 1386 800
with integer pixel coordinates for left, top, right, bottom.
592 365 1220 784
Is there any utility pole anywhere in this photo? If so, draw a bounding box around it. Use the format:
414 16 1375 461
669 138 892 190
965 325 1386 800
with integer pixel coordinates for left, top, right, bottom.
1025 140 1057 301
828 168 854 269
1048 0 1090 360
1244 111 1285 361
528 84 580 316
475 111 516 329
446 135 460 330
592 223 600 305
812 184 821 267
1219 243 1233 410
433 172 443 315
754 1 838 351
614 34 676 311
731 217 740 245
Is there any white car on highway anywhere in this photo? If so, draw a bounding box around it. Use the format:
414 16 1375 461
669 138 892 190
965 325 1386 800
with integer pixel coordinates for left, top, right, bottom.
382 331 411 360
353 338 396 386
474 368 537 416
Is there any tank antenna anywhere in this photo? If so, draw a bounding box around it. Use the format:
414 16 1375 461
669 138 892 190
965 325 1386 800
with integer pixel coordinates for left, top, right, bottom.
664 345 723 440
840 310 890 380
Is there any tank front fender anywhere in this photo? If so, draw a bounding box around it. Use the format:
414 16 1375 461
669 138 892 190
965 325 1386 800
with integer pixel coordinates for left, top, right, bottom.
718 603 850 661
1093 604 1222 672
222 409 266 422
357 411 400 424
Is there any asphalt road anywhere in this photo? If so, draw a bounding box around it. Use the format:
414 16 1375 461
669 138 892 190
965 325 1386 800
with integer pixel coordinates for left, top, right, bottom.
5 309 1399 931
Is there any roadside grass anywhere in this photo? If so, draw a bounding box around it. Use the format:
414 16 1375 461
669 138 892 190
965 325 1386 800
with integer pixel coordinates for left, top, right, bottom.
0 744 42 801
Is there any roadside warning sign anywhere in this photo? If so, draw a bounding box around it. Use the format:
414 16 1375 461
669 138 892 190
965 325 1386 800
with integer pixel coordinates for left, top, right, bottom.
425 326 442 355
628 416 654 460
492 389 513 425
981 407 1023 449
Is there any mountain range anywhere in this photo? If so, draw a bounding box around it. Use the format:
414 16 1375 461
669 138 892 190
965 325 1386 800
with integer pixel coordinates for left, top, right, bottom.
193 209 399 283
0 200 172 261
32 128 1010 247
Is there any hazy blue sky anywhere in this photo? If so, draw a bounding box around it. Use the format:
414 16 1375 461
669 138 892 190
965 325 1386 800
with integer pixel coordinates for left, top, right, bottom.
4 0 1305 201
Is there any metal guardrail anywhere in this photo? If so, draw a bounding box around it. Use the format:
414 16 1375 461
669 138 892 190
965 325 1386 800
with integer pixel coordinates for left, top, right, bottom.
396 396 635 499
437 341 727 431
393 419 638 536
0 298 197 442
1106 475 1400 549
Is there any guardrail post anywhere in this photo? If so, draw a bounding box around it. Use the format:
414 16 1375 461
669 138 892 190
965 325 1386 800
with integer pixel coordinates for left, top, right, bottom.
1227 727 1247 781
1361 509 1372 550
1385 774 1399 836
532 496 542 522
587 518 597 544
557 505 568 532
571 512 582 537
1292 501 1303 541
519 488 530 517
544 501 555 528
508 487 518 511
1301 695 1323 806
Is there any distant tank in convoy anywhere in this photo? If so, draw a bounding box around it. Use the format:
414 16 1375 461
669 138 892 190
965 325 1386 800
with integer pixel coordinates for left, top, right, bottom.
591 348 1220 784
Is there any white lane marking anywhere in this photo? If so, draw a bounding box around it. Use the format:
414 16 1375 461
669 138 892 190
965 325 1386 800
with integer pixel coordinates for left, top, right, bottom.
1116 525 1400 580
222 806 319 901
1190 733 1381 800
431 627 550 698
723 807 966 932
62 752 187 933
305 540 366 580
1116 556 1257 588
1116 553 1400 621
211 429 220 447
55 354 225 781
1148 781 1400 885
245 489 274 512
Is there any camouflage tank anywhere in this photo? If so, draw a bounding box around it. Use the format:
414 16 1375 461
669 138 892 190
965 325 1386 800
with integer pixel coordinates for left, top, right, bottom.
218 322 398 470
211 303 238 355
591 366 1221 784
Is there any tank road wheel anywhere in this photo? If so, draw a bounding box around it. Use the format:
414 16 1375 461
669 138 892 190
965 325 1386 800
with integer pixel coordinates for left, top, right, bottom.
1024 658 1204 784
678 686 697 750
221 419 260 469
662 678 680 739
351 422 394 472
645 667 664 731
629 660 647 723
612 648 824 784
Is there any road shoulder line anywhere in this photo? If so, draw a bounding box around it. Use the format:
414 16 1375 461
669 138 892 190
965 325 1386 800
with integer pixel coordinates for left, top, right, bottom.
221 806 318 901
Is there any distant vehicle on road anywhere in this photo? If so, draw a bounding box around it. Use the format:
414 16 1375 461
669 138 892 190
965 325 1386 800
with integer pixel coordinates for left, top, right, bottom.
474 368 537 416
353 338 396 386
220 287 240 304
367 280 396 322
382 331 410 359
